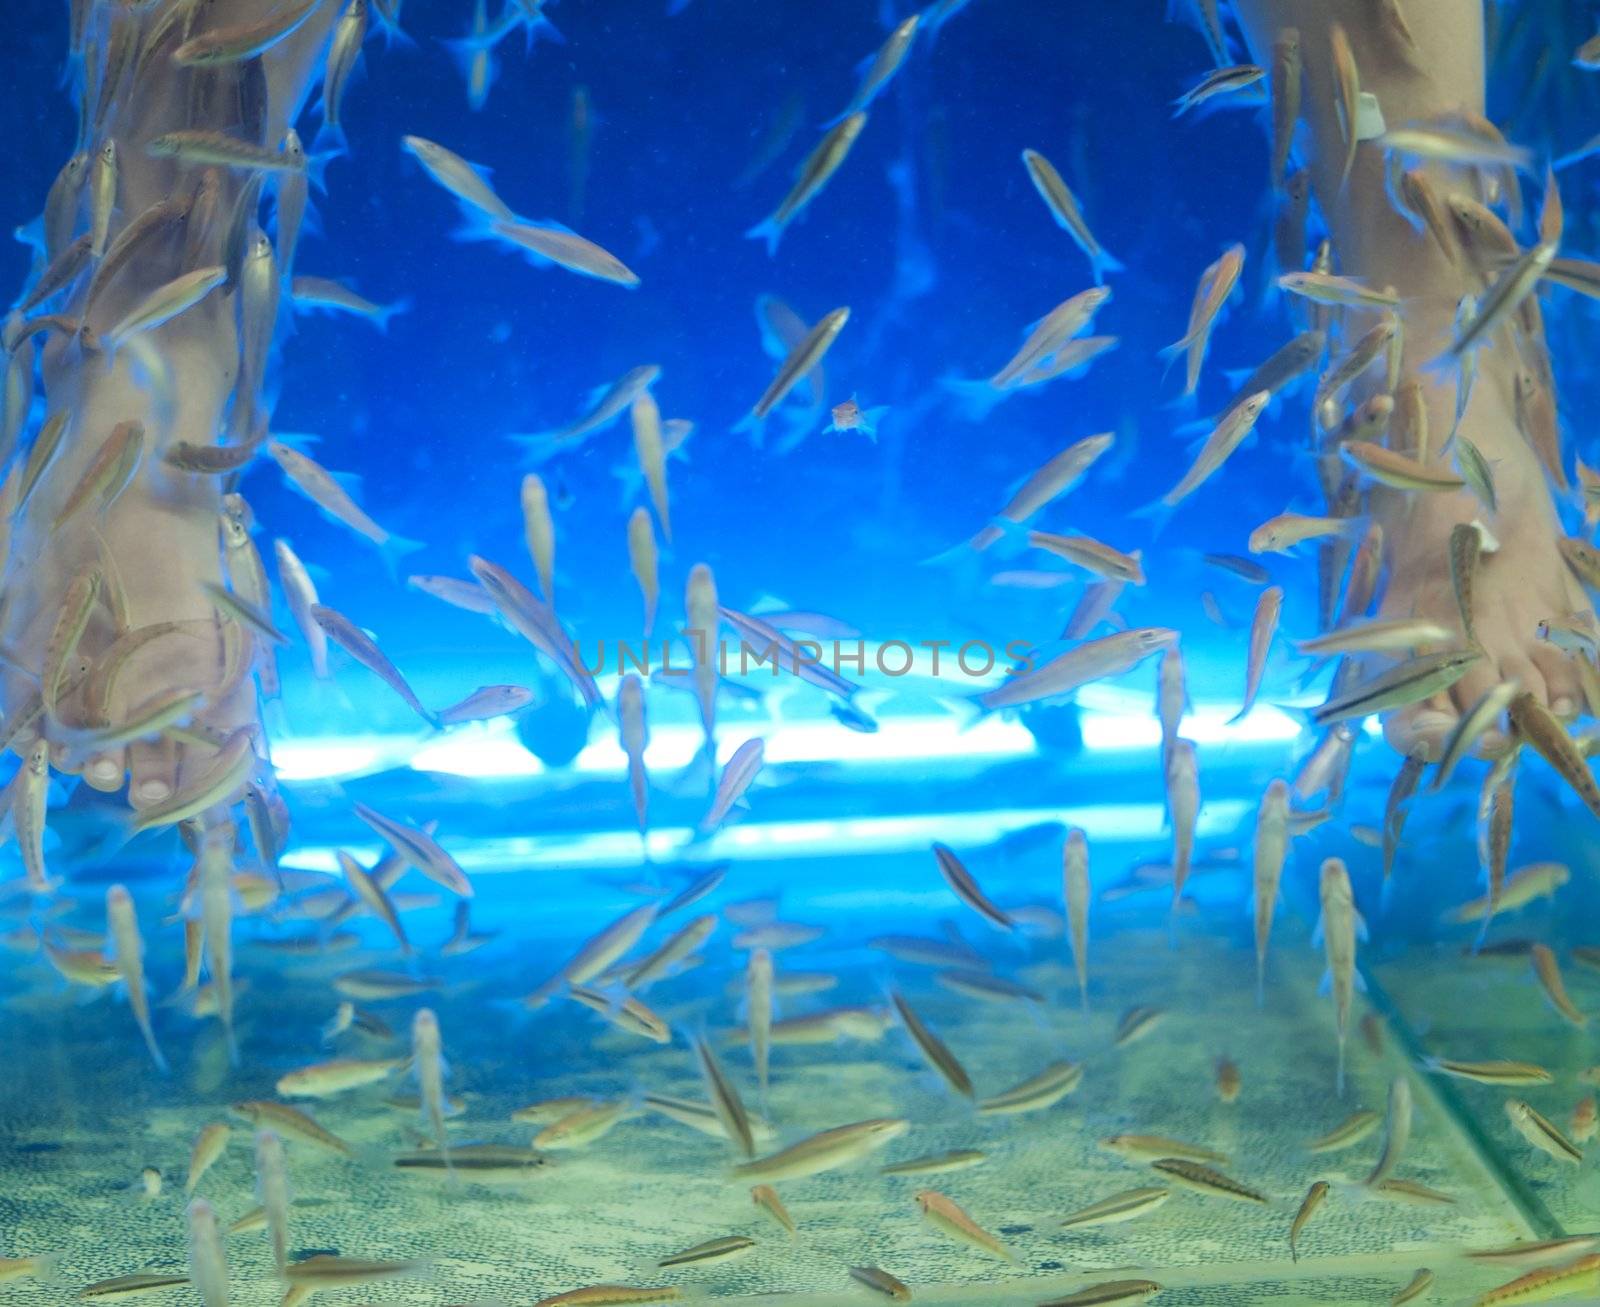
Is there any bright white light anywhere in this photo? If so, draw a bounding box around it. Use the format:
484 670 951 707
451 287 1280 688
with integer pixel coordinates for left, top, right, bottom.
272 737 392 781
283 797 1254 874
270 696 1299 785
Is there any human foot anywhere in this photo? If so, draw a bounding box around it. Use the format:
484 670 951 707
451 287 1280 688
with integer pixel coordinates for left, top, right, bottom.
0 328 264 815
1374 354 1590 761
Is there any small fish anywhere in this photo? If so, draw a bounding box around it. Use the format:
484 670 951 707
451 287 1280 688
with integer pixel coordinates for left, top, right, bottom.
1021 148 1122 282
973 628 1177 712
1058 1186 1171 1229
1363 1077 1412 1189
748 113 868 254
731 1118 908 1183
186 1123 230 1194
1532 941 1587 1027
439 683 535 726
1101 1134 1227 1164
1433 680 1520 793
1306 1110 1381 1153
1470 1255 1600 1306
1440 240 1556 362
1329 22 1360 185
1507 1099 1583 1165
1270 27 1301 189
1161 391 1270 506
1151 1158 1267 1203
692 1033 755 1158
1063 829 1092 1010
703 737 765 832
79 1271 192 1297
1174 63 1265 115
750 307 850 421
487 217 639 287
1424 1058 1552 1086
281 1254 425 1286
393 1144 547 1181
401 135 515 222
186 1199 228 1307
831 14 920 122
1466 1237 1600 1266
881 1149 987 1176
826 395 885 438
106 885 166 1072
914 1190 1014 1262
254 1129 290 1274
1289 1180 1328 1261
1038 1283 1162 1306
54 421 144 525
987 287 1112 389
268 441 405 555
533 1288 683 1306
849 1267 912 1301
1392 1269 1434 1305
1162 242 1244 396
1373 1178 1454 1205
971 432 1114 549
751 1183 795 1236
891 990 973 1098
1314 650 1483 725
1233 586 1282 722
411 1008 452 1173
1029 531 1145 584
1509 692 1600 820
931 842 1014 931
535 1100 631 1150
1253 779 1289 1003
1448 862 1569 923
1278 271 1398 308
230 1101 353 1157
1215 1056 1241 1103
1319 858 1362 1093
1573 1096 1598 1144
1115 1005 1167 1047
276 1056 405 1098
978 1061 1082 1115
1249 511 1365 555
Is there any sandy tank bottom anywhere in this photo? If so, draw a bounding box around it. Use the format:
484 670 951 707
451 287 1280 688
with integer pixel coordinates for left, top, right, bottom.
5 860 1595 1307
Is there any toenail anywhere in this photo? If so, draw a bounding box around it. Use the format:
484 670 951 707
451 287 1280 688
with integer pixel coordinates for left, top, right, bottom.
1554 696 1576 718
135 778 172 803
90 759 121 783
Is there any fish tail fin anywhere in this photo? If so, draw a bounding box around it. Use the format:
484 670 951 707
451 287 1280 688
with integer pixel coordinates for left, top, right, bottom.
1129 497 1176 541
1092 247 1126 281
940 375 1007 421
377 533 427 582
733 411 766 449
372 7 418 51
304 147 339 195
311 118 349 161
954 692 992 733
744 216 783 257
526 13 565 48
1554 136 1600 171
509 432 561 463
140 1019 170 1075
375 297 414 332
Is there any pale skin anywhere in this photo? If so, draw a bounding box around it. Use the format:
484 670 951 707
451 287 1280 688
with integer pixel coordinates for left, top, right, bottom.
1234 0 1587 759
2 3 340 808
